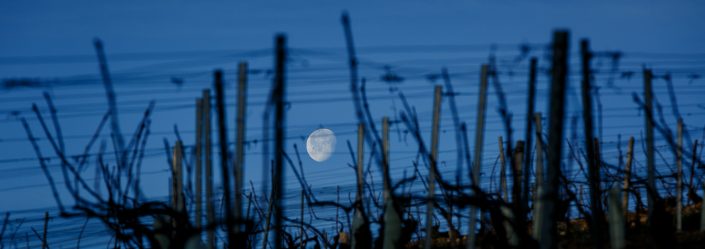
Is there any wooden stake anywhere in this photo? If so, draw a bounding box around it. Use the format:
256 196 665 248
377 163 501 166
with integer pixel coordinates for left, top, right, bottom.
356 123 365 202
234 62 248 245
272 34 287 249
532 113 544 240
172 141 184 213
382 116 401 249
643 68 656 223
623 137 635 217
195 98 203 230
608 187 625 249
509 140 524 246
467 64 489 249
382 117 391 199
171 141 185 242
214 69 235 246
676 118 683 231
513 141 525 208
352 122 371 249
499 136 508 201
424 85 443 249
203 89 216 249
523 57 538 220
540 30 570 249
580 39 605 248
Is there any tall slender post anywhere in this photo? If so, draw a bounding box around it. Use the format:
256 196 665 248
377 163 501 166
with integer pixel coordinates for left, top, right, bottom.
580 39 605 248
608 187 625 249
352 122 370 249
195 98 204 230
623 137 635 217
272 34 287 249
93 39 125 167
424 85 443 249
356 123 365 202
643 68 656 223
523 57 538 219
203 89 216 249
382 117 392 198
214 69 235 246
539 30 570 249
676 118 683 231
172 141 184 213
532 113 544 240
234 62 248 246
509 140 524 246
467 64 489 249
513 141 525 207
382 116 401 249
499 136 508 201
171 140 184 238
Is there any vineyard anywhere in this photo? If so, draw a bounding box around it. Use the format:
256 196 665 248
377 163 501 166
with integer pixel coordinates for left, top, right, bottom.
1 10 705 249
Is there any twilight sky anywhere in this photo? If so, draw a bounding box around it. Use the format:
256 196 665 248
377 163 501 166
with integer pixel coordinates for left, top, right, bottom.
1 1 704 247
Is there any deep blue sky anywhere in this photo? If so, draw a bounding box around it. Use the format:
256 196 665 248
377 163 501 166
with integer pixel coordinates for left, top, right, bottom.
1 0 704 247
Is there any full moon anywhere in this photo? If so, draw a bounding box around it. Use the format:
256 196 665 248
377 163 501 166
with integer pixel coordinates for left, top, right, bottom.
306 128 336 162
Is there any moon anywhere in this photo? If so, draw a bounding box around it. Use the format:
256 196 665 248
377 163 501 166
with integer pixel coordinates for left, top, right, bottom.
306 128 336 162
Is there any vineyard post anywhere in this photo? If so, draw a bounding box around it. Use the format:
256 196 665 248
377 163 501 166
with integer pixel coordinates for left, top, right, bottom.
623 137 634 218
643 68 656 224
467 64 489 249
234 62 248 246
203 89 216 249
272 34 287 249
532 113 544 240
581 39 605 247
350 122 366 248
214 69 235 246
608 187 625 249
356 123 365 203
539 30 569 249
424 85 442 249
522 57 538 220
195 98 203 230
512 141 524 213
352 123 370 249
382 117 392 200
499 136 507 201
510 140 524 246
382 116 401 249
172 141 185 227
